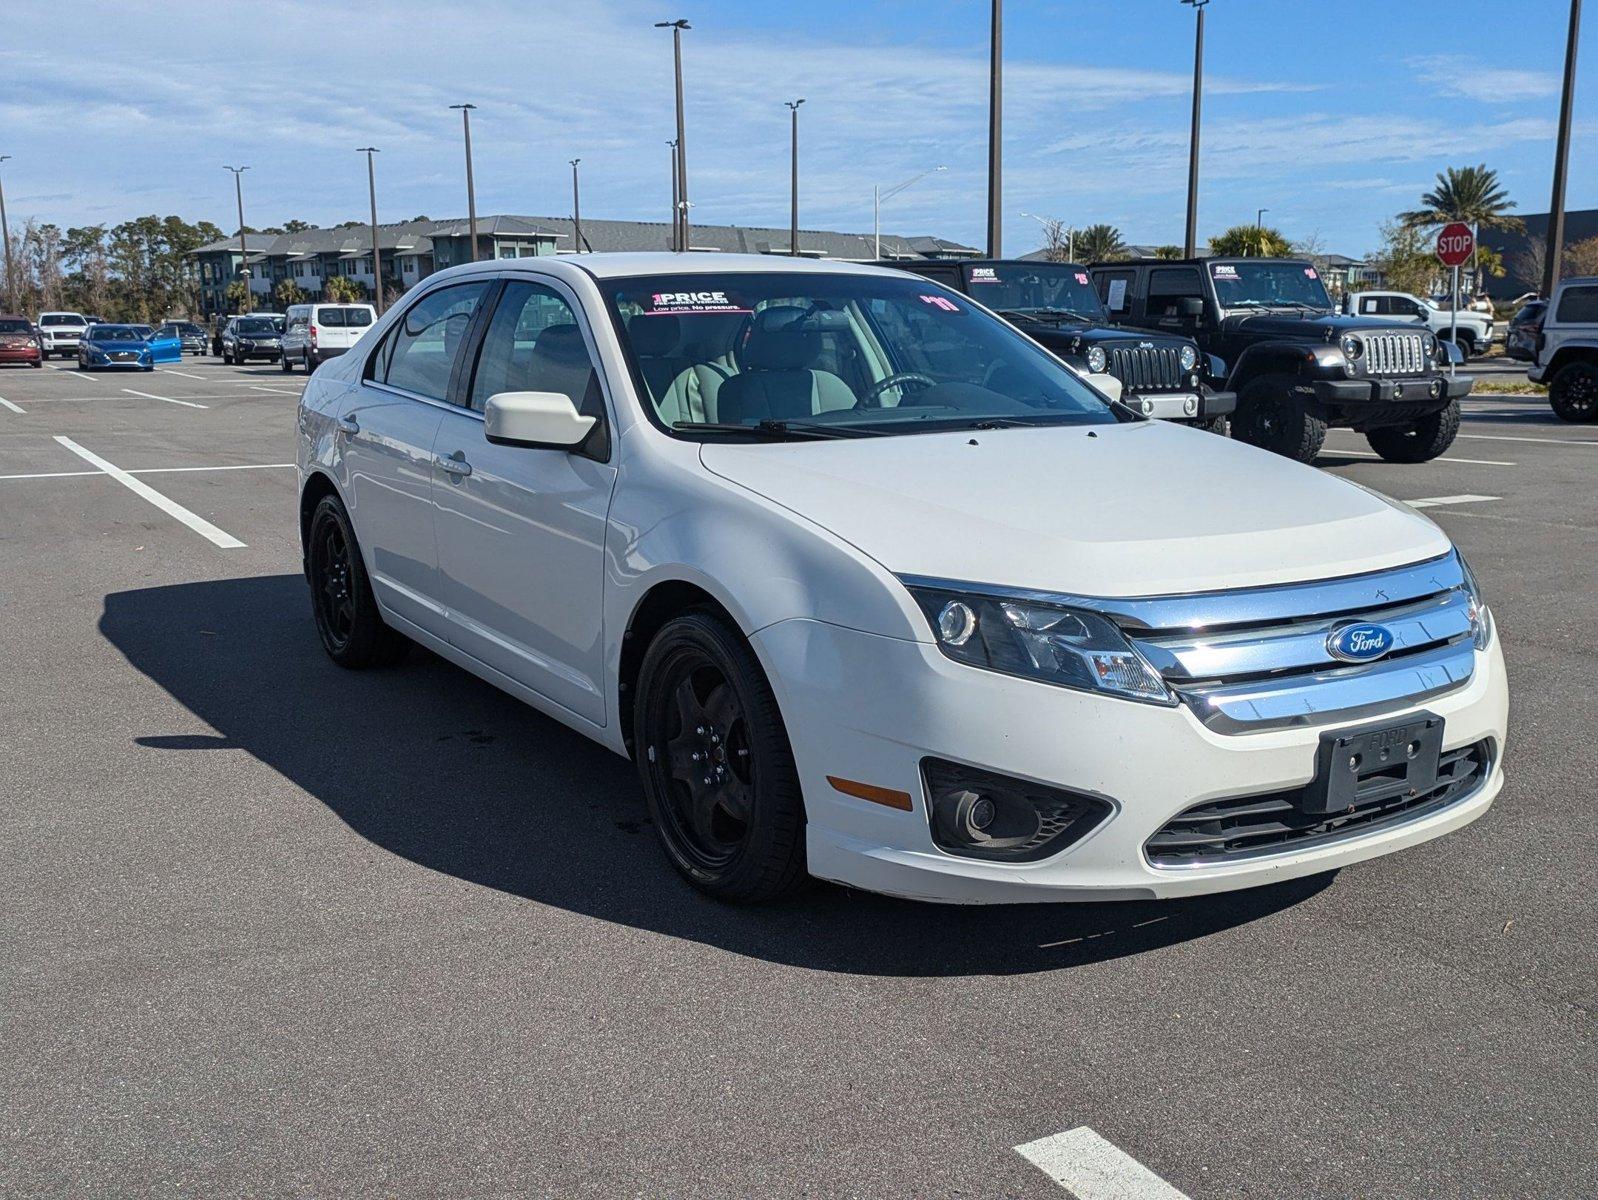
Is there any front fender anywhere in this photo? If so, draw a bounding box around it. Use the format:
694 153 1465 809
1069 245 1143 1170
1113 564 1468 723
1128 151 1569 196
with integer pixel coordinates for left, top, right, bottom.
1226 340 1318 390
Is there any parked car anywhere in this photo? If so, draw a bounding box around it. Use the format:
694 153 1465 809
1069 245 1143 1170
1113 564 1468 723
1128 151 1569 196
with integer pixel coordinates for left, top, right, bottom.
156 320 208 355
0 314 44 368
76 323 183 371
1503 300 1547 363
877 259 1235 429
35 311 90 358
1092 257 1471 463
1343 290 1496 358
220 315 283 364
280 303 378 372
1527 275 1598 422
295 253 1507 905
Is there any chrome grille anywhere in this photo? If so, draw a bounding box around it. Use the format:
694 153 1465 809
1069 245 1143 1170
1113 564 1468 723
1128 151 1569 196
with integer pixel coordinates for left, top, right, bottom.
1095 553 1477 734
1364 330 1429 376
1106 345 1184 393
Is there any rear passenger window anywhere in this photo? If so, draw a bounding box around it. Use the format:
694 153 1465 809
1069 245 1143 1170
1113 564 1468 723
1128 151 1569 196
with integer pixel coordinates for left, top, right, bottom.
1146 268 1203 318
466 281 604 419
1555 285 1598 323
379 282 491 402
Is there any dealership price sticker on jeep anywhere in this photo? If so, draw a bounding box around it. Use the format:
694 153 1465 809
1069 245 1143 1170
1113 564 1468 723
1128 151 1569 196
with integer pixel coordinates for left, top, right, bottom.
1091 257 1474 464
298 252 1507 904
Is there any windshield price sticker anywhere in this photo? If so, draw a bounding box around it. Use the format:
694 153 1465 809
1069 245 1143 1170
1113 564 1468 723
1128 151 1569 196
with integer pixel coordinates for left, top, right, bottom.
969 267 999 284
1304 267 1318 279
920 294 961 312
1075 272 1090 285
647 290 750 314
1211 264 1239 278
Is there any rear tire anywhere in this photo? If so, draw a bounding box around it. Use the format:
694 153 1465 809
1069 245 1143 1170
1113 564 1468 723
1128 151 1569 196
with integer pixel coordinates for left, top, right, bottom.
1548 361 1598 423
1232 374 1326 463
634 610 807 903
280 354 294 373
306 494 410 669
1364 400 1461 462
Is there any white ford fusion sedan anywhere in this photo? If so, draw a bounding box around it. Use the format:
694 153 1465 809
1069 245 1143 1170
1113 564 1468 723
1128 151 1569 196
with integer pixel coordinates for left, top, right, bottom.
296 253 1508 904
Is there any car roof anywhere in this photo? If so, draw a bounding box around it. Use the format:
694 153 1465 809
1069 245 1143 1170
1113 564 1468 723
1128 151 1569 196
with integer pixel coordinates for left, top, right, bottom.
418 251 916 284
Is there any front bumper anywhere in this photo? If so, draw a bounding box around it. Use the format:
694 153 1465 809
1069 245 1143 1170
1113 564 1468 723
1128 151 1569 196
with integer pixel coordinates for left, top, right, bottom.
1122 388 1236 421
753 618 1507 904
0 346 42 363
232 344 282 360
1313 374 1472 405
1528 361 1550 383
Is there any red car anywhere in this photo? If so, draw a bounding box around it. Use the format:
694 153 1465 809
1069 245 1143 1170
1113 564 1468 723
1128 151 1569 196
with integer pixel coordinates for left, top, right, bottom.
0 314 43 367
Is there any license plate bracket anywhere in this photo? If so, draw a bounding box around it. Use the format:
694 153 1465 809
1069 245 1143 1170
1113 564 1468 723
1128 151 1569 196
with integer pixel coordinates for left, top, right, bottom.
1301 713 1445 815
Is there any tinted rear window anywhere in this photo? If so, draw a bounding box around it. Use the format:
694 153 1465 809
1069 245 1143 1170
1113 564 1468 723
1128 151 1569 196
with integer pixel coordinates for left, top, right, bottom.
1555 286 1598 323
316 307 373 328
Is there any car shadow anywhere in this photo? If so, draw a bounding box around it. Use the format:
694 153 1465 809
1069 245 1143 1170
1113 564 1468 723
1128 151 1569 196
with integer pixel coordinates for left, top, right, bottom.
99 575 1329 978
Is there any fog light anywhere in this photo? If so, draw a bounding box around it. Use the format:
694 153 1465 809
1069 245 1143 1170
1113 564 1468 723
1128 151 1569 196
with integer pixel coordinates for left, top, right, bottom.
1183 396 1198 417
1431 378 1444 398
923 758 1114 862
1140 398 1154 415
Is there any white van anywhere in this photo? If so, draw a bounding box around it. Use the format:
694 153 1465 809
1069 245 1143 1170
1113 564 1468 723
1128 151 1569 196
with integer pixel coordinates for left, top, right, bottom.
281 303 378 372
36 311 90 358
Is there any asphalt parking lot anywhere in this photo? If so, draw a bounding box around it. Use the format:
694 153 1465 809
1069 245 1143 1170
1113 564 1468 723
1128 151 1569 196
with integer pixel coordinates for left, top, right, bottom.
1 358 1594 1198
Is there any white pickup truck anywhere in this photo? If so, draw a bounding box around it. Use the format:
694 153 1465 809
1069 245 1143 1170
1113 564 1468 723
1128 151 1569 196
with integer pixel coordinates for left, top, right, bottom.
1343 290 1495 358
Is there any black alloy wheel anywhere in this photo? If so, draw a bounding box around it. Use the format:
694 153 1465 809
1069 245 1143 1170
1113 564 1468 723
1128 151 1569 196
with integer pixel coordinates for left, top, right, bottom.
635 611 806 902
1232 374 1327 463
1549 361 1598 423
306 495 409 668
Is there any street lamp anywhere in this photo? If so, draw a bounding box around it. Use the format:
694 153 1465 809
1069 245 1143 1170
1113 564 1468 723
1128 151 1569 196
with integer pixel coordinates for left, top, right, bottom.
874 166 947 260
224 165 251 314
1181 0 1211 258
0 155 13 314
656 19 691 252
450 103 479 261
1020 210 1071 262
1255 207 1268 257
785 99 805 256
667 140 679 242
987 0 1003 258
570 159 584 254
358 147 383 313
1543 0 1582 296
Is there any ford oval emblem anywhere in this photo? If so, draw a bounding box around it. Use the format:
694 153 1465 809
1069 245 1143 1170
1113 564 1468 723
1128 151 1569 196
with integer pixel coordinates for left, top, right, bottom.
1326 622 1395 663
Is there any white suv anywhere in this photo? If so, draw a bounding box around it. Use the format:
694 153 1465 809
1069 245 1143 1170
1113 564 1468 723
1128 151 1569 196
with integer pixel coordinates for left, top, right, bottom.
36 311 89 358
1527 276 1598 422
280 303 377 372
296 254 1507 905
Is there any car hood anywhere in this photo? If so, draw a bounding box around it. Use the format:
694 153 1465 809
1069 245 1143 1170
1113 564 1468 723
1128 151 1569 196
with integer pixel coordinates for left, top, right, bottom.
85 338 150 348
699 421 1449 598
1220 311 1416 341
1013 320 1193 351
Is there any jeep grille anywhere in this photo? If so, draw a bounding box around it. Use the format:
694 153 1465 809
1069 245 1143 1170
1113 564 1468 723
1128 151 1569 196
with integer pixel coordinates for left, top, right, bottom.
1364 331 1430 376
1106 345 1185 393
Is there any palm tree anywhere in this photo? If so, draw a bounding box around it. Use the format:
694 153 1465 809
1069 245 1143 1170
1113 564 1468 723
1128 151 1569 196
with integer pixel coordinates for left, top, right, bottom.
1074 223 1127 263
1401 164 1521 293
1209 224 1292 257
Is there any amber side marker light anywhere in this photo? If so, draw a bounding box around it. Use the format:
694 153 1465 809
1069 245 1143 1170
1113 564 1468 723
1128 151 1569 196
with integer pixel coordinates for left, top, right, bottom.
827 776 914 812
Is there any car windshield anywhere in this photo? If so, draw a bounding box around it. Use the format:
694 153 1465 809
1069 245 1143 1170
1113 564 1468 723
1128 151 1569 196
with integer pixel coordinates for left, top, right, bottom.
962 262 1107 321
1209 261 1333 311
92 326 145 342
41 314 85 326
0 318 31 334
236 318 276 335
605 271 1125 438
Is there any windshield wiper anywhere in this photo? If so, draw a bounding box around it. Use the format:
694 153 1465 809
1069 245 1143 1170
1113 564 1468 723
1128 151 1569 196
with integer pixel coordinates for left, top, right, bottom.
998 307 1094 325
674 419 879 440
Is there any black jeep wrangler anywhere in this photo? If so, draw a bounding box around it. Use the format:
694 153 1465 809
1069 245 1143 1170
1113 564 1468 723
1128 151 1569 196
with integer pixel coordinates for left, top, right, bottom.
1090 257 1472 463
875 258 1235 429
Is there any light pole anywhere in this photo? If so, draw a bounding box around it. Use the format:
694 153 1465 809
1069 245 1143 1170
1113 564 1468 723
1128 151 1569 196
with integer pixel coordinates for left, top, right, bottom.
1543 0 1582 297
785 99 804 256
874 166 947 260
570 159 584 253
224 165 250 314
656 20 691 252
450 103 479 262
987 0 1003 258
1255 207 1268 257
1020 211 1071 262
359 147 383 313
1182 0 1210 258
0 155 13 314
667 140 679 246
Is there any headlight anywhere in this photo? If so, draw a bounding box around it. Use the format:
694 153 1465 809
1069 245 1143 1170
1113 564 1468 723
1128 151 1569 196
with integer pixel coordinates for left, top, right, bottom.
1178 344 1198 371
1459 554 1493 651
1340 334 1363 358
905 583 1174 705
1085 345 1107 373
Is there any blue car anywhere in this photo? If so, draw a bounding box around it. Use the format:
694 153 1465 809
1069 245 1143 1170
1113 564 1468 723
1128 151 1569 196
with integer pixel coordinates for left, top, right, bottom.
77 323 182 371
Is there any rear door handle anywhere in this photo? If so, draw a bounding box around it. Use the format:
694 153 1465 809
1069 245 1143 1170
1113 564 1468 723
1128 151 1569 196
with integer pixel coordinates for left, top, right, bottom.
336 415 360 435
437 452 472 477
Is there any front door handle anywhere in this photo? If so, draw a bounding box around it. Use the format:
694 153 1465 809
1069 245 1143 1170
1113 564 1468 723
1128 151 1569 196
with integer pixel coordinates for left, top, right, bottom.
336 415 360 435
437 451 472 477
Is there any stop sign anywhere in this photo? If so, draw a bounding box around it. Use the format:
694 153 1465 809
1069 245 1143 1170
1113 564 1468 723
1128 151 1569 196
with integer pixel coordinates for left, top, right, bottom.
1436 222 1474 267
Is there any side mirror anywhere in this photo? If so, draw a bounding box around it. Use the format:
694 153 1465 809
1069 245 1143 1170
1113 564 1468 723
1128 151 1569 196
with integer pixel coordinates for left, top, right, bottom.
1440 340 1465 366
1178 297 1205 319
483 391 596 450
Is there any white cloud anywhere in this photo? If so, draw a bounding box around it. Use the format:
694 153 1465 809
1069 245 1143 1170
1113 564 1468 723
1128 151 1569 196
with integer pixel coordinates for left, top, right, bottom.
1410 55 1560 103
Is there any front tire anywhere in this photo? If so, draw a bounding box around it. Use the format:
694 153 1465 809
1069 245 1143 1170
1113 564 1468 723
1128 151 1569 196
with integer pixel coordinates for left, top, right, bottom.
1232 374 1327 462
280 353 294 373
306 494 410 668
1548 361 1598 423
634 610 807 903
1364 400 1461 462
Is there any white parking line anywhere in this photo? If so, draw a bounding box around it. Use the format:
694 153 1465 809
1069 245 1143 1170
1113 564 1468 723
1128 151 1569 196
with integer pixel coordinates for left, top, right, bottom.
157 368 207 380
1405 494 1500 509
1325 448 1515 467
51 437 246 549
1016 1128 1189 1199
0 396 23 414
0 462 294 482
121 388 208 410
1457 432 1598 447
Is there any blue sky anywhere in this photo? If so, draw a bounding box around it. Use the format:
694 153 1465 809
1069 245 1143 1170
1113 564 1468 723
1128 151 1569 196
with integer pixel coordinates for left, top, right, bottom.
2 0 1591 257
